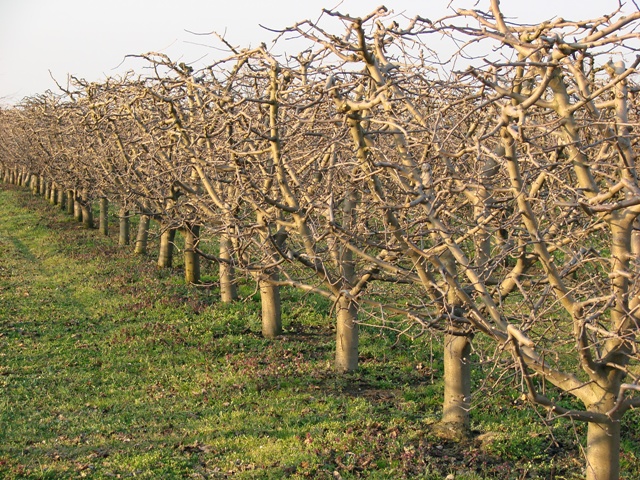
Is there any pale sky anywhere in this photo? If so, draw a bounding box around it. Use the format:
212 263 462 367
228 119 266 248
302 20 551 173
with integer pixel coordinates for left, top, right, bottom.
0 0 634 105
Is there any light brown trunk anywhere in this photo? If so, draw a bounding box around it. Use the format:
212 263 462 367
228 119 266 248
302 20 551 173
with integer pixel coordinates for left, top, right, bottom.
158 227 176 268
57 189 66 210
118 208 130 246
45 181 51 201
80 194 93 228
260 275 282 338
134 214 151 254
442 333 472 431
66 190 74 215
99 198 108 236
30 174 38 194
219 232 237 302
73 192 83 223
586 418 620 480
334 190 358 373
254 213 282 332
335 296 359 373
438 249 472 433
184 224 200 284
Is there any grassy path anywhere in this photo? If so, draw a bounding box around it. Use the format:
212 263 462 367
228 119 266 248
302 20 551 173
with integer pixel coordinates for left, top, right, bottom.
1 184 638 479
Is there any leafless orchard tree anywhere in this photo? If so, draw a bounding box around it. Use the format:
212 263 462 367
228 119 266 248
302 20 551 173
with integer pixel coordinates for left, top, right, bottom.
291 3 640 479
1 2 640 479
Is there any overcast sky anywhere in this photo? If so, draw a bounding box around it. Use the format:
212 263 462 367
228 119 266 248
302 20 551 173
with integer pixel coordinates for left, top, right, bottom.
0 0 634 105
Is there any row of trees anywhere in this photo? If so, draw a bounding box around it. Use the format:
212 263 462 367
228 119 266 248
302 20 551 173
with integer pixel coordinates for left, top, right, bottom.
2 2 640 478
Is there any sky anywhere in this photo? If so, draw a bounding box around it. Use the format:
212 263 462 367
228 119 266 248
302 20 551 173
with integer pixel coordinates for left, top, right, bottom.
0 0 636 105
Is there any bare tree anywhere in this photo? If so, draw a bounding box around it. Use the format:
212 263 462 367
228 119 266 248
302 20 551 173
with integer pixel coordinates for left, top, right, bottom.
2 3 639 478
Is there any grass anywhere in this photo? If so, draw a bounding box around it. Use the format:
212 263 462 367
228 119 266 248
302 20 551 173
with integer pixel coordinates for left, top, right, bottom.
0 183 638 479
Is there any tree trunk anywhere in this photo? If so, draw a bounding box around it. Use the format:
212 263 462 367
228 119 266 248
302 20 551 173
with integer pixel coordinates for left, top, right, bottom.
99 198 108 236
134 213 151 254
45 182 51 202
437 250 472 434
335 296 359 373
78 191 93 228
184 224 200 284
58 188 66 210
219 232 237 302
158 227 176 268
254 213 283 336
585 418 620 480
441 333 472 432
632 219 640 263
80 196 93 229
260 274 282 338
73 192 83 223
66 190 74 215
39 175 46 196
119 208 130 246
50 183 57 204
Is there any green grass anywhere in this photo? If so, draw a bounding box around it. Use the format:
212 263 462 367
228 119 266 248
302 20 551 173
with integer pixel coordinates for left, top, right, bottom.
0 183 638 479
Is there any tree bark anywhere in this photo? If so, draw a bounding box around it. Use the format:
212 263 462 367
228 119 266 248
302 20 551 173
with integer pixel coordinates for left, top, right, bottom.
99 198 108 235
118 208 130 246
134 213 151 254
219 232 237 302
57 188 66 210
585 418 620 480
158 227 176 268
335 296 359 373
184 224 200 284
436 249 472 434
66 190 74 215
442 333 472 432
81 202 93 228
260 275 282 338
30 174 38 194
73 192 83 223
